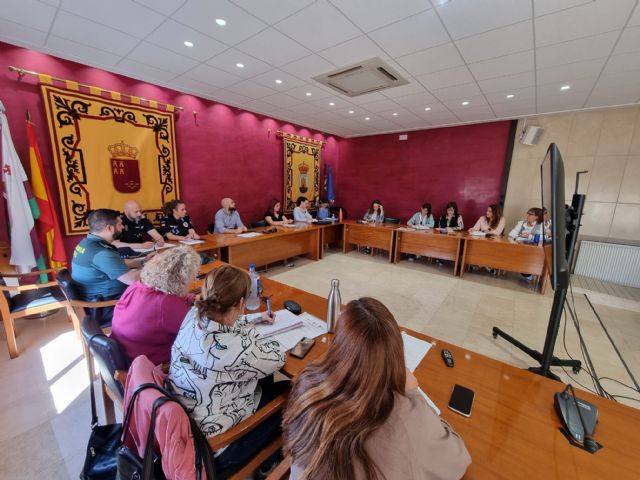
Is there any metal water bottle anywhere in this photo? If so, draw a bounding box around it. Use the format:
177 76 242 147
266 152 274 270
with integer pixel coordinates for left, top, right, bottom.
326 279 341 333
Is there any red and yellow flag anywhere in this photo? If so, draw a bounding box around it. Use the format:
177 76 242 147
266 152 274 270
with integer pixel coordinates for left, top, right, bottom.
27 119 67 268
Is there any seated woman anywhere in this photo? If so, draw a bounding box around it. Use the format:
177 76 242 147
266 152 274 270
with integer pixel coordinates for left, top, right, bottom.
159 199 200 241
293 196 316 223
111 245 201 365
508 207 542 242
362 199 384 223
317 199 330 220
264 198 293 226
283 297 471 480
469 204 506 235
407 203 435 228
168 265 288 476
437 201 464 230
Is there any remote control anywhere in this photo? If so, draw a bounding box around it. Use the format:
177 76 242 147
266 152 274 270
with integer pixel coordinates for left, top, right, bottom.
441 349 454 367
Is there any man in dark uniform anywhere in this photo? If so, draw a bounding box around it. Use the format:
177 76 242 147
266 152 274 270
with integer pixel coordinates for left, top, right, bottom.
114 200 165 249
72 209 149 322
160 199 200 241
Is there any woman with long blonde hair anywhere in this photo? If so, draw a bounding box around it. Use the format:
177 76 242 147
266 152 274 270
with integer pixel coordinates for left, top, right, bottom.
283 298 470 479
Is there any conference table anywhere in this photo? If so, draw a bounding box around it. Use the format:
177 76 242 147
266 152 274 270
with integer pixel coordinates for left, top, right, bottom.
193 261 640 479
394 227 465 274
342 219 399 261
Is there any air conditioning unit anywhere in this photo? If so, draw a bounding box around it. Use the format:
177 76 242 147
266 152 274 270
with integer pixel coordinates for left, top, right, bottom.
520 126 544 145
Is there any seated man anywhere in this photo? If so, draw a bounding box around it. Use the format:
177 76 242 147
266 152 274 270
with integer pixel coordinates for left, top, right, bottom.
214 197 247 234
160 199 201 241
114 200 165 250
71 209 146 322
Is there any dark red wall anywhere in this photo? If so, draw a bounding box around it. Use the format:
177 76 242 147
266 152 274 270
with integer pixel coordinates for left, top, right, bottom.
0 42 340 258
335 122 512 224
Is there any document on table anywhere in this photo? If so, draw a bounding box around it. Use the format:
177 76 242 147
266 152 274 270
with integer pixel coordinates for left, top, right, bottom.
237 232 263 238
255 310 327 350
401 332 440 415
179 239 205 245
280 223 297 228
132 243 176 253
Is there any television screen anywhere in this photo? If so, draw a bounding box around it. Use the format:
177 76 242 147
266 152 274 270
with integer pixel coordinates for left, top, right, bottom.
541 143 569 290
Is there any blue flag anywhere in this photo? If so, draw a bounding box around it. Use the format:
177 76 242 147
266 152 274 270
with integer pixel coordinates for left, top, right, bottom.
327 165 335 203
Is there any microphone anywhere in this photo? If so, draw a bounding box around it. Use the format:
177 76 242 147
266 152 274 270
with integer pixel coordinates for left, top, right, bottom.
565 384 600 453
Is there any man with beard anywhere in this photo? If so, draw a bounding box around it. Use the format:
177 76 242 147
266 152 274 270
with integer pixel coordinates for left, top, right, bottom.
72 209 147 321
213 197 247 234
114 200 165 249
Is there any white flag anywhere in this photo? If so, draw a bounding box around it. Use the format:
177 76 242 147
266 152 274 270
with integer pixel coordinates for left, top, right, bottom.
0 100 37 272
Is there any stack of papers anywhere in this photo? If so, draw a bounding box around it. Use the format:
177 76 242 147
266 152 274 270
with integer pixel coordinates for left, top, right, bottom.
470 230 486 237
237 232 263 238
180 239 205 245
132 243 176 253
255 310 327 350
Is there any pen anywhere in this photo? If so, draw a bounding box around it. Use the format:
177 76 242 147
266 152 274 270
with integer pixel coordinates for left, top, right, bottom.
266 297 273 318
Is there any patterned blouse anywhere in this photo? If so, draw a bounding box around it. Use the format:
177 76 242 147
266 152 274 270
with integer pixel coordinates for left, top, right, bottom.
168 307 286 437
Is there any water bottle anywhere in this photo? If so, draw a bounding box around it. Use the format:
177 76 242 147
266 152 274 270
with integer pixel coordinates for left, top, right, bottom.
326 279 341 333
533 233 541 245
246 264 261 311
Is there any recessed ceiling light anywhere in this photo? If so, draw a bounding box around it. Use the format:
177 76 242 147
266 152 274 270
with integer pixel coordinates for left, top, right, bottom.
183 41 194 48
329 102 335 106
348 110 354 114
275 79 283 84
216 18 226 26
424 107 431 111
365 117 370 121
236 63 244 68
436 0 451 5
305 92 312 96
560 84 571 90
506 94 515 99
461 101 470 106
392 112 399 116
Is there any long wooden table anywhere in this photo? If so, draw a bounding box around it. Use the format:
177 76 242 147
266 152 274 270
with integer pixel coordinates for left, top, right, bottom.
342 219 399 261
461 235 549 293
394 227 464 274
192 261 640 478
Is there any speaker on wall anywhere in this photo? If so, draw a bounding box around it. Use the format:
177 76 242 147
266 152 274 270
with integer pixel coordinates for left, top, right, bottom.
520 126 544 145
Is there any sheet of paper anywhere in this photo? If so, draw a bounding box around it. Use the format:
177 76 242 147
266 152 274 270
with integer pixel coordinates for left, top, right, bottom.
418 387 441 415
179 239 205 245
258 311 327 350
254 309 303 337
280 223 297 228
470 231 486 237
402 331 433 372
237 232 263 238
132 243 176 253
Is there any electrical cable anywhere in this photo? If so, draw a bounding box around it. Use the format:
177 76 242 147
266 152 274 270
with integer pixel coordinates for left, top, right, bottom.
599 376 640 394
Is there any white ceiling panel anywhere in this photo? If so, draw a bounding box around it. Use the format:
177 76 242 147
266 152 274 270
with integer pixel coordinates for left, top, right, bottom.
279 54 336 81
0 18 47 47
291 102 326 115
630 3 640 26
318 35 390 67
206 48 272 78
210 88 254 106
615 25 640 54
346 92 389 105
183 63 243 88
133 0 185 16
3 0 57 32
61 0 165 38
422 111 460 124
250 69 306 90
416 66 474 91
537 77 596 96
46 35 122 68
533 0 593 17
51 11 140 56
538 91 591 112
536 31 618 69
126 41 199 75
329 0 430 32
393 92 438 109
286 84 334 101
435 0 531 40
117 58 179 83
230 0 314 25
236 28 311 67
396 43 464 77
492 99 537 117
145 20 227 61
367 9 449 58
596 69 640 89
357 99 403 113
225 80 276 99
601 52 640 75
173 0 267 45
260 92 305 108
468 50 534 80
442 94 490 111
379 81 428 99
485 86 535 105
169 75 218 95
432 82 483 102
534 0 634 47
274 0 360 52
537 57 607 85
477 71 536 93
456 21 533 64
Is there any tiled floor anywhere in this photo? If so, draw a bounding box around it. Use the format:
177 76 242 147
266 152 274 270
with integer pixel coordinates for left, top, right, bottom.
1 249 639 479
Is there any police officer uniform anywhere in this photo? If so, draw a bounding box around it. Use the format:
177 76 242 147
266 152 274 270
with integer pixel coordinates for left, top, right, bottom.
120 214 155 243
160 215 195 238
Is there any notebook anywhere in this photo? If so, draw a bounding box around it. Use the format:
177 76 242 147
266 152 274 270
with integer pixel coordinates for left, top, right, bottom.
254 309 304 338
132 243 176 253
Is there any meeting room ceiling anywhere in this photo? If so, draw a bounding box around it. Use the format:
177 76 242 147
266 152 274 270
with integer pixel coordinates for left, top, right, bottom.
1 0 640 138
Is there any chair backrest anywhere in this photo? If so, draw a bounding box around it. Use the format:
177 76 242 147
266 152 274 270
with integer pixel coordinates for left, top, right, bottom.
56 268 82 301
207 222 215 234
384 217 401 224
80 315 129 400
249 219 267 229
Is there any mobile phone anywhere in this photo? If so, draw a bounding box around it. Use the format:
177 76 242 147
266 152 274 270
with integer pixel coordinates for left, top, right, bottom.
290 337 315 359
448 384 474 417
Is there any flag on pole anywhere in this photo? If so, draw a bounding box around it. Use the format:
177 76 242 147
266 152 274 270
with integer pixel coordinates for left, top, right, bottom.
0 101 47 281
27 114 67 269
326 164 335 203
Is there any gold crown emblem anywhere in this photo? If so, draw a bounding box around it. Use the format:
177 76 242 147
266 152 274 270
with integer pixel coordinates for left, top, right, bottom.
108 140 139 159
298 162 309 174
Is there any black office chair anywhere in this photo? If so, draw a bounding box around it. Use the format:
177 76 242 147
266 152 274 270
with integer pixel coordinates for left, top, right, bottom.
384 217 401 224
249 220 268 229
81 314 129 422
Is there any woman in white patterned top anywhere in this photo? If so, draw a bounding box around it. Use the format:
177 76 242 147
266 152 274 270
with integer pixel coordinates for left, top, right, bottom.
168 265 288 475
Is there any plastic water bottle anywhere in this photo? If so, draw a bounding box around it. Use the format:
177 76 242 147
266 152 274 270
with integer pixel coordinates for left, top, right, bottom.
326 279 341 333
246 264 261 311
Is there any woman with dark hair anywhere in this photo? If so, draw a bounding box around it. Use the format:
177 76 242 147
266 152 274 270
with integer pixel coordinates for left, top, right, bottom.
283 298 471 480
168 265 287 476
469 204 505 235
264 198 293 226
408 203 435 228
293 196 316 223
159 199 200 241
437 202 464 230
362 199 385 223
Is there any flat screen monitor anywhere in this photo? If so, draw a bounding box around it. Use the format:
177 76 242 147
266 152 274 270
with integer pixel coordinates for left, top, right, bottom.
541 143 570 290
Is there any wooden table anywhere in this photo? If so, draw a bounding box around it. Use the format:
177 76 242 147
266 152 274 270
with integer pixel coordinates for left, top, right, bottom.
318 222 343 258
394 228 464 274
461 235 549 293
193 261 640 478
342 220 399 262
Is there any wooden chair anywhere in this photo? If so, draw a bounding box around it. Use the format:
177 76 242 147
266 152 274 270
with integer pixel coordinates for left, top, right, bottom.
266 456 292 480
0 268 66 359
384 217 401 224
250 219 268 229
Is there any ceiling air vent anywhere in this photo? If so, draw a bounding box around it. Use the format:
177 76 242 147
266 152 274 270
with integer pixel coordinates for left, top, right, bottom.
312 57 409 97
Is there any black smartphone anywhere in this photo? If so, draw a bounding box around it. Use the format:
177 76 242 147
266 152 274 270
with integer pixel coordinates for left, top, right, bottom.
290 337 315 359
448 384 474 417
